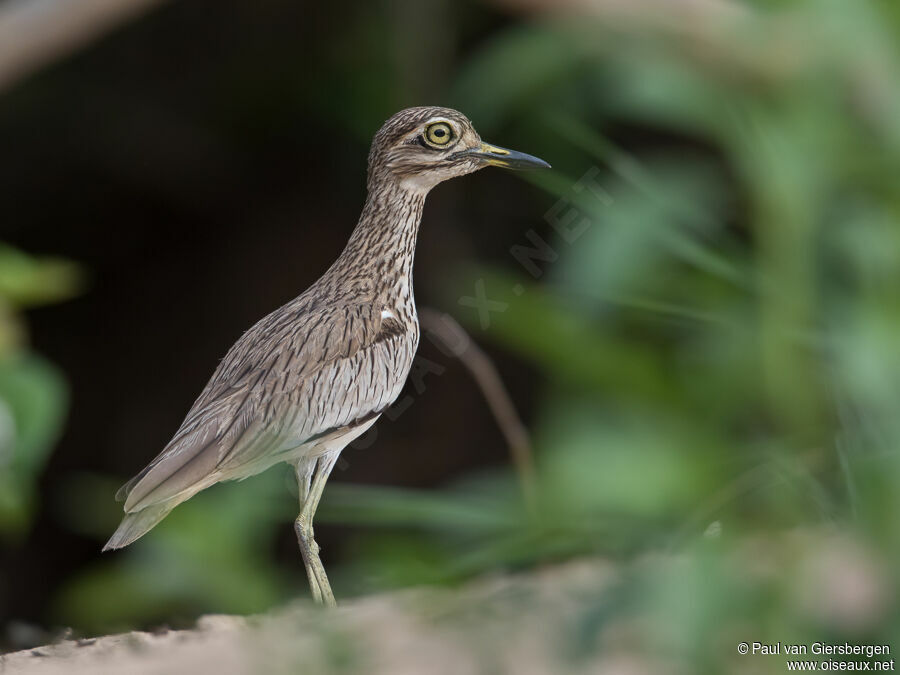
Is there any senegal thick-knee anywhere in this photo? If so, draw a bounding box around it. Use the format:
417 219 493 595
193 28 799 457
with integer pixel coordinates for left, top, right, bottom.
104 106 549 606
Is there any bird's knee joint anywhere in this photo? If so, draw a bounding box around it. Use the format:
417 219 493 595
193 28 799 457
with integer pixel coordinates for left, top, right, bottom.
294 519 310 541
294 517 318 550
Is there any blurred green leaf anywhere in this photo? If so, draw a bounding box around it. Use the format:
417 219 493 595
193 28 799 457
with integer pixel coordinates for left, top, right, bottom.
0 244 84 308
0 354 68 536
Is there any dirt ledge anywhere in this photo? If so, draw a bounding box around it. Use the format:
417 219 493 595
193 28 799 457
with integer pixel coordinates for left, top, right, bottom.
2 561 647 675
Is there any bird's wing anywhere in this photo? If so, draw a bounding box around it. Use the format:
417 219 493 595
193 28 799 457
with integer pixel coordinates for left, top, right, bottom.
118 300 406 513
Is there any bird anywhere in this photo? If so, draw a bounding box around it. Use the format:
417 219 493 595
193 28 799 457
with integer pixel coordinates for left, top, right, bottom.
103 106 550 606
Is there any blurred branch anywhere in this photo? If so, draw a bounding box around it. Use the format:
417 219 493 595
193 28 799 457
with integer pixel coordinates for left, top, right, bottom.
419 308 537 514
480 0 814 87
485 0 744 24
0 0 171 93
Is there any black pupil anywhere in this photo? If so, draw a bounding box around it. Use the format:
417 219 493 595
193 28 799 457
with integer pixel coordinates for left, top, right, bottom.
433 128 446 138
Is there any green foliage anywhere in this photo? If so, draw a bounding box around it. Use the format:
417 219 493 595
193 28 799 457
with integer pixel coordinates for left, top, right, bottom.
0 355 68 535
0 245 78 538
0 244 83 310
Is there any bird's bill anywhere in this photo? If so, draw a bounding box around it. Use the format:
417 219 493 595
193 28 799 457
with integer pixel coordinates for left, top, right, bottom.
458 142 551 170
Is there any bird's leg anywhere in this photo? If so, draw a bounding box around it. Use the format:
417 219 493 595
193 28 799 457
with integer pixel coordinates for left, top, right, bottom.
294 512 324 605
294 451 340 607
294 459 322 604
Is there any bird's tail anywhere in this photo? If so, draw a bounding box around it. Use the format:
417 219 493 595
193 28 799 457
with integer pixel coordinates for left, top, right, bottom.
102 502 176 551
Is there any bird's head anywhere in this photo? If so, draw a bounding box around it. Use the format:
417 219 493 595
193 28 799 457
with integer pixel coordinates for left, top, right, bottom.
367 106 550 193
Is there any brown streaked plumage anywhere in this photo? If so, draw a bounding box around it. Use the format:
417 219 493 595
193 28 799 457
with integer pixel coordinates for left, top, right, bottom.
104 106 550 606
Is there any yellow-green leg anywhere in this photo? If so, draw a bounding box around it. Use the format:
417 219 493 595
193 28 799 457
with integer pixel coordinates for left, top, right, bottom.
294 452 340 607
294 459 321 604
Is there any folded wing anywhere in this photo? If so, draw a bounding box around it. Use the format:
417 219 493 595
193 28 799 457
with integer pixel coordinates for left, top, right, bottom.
104 300 400 550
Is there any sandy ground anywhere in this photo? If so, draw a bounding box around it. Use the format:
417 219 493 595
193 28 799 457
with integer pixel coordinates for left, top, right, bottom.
1 561 654 675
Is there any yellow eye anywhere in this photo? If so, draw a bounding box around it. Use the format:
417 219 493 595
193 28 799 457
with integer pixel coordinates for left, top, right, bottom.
424 122 454 147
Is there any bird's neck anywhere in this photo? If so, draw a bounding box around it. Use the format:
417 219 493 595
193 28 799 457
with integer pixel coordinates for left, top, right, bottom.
334 180 427 306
